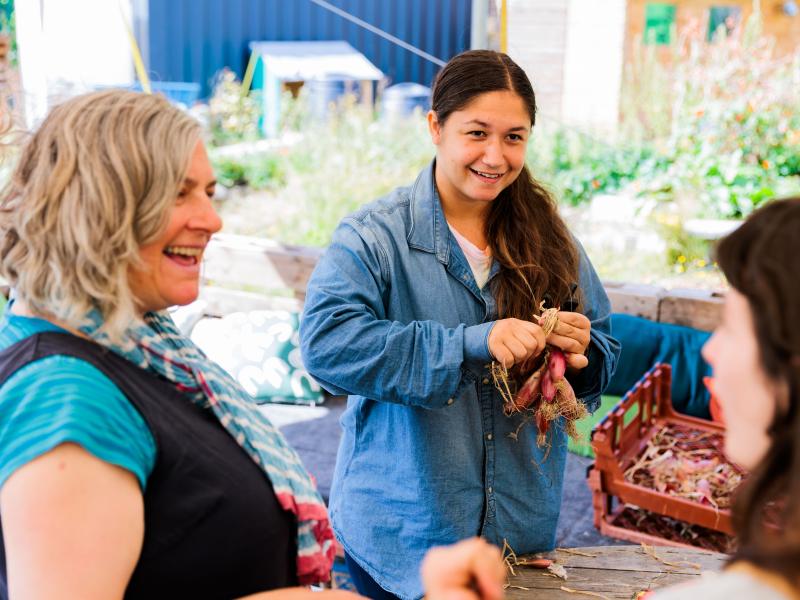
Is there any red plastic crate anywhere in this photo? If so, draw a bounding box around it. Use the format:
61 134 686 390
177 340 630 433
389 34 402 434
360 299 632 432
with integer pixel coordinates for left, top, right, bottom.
588 468 736 553
588 363 741 549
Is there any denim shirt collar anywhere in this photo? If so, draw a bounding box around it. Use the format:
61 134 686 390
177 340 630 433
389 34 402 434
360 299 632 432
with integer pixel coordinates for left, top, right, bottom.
407 160 501 291
407 160 451 266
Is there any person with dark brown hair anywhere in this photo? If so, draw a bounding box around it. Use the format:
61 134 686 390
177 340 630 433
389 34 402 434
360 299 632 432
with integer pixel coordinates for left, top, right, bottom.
652 196 800 599
300 50 620 599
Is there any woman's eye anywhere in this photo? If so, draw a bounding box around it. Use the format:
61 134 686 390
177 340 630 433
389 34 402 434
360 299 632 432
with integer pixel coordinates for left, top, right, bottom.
508 134 523 142
468 130 486 138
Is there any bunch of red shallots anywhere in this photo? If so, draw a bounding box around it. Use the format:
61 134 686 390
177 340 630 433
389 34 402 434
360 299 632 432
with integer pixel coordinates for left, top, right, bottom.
492 306 587 446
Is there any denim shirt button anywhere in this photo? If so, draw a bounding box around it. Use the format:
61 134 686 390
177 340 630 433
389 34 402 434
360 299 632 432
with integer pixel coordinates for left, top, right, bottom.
487 486 493 494
486 433 493 441
482 377 490 385
447 398 454 405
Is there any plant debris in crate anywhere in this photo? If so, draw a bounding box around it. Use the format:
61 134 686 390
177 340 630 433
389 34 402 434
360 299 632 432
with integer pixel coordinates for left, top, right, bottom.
615 505 737 554
624 423 744 509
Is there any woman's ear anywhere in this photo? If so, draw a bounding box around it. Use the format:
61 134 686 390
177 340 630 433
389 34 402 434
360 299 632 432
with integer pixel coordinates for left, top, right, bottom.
427 110 441 145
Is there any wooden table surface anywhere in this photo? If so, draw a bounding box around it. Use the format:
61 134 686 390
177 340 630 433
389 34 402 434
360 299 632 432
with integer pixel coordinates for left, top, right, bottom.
505 545 727 599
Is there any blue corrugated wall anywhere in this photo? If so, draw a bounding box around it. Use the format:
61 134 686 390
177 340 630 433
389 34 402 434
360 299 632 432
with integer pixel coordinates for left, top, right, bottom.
146 0 472 98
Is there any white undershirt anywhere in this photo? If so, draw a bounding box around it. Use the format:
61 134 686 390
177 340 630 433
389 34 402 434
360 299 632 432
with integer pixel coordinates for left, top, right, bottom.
448 224 492 289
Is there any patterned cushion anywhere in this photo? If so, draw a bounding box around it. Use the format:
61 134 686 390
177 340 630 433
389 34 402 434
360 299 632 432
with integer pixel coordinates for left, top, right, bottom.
190 310 324 406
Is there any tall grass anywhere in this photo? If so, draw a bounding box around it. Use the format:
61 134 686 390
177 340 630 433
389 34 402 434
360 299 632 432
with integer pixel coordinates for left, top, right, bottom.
280 97 432 246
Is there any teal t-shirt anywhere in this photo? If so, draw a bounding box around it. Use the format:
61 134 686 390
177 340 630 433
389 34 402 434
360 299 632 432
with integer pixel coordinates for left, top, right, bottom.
0 312 156 490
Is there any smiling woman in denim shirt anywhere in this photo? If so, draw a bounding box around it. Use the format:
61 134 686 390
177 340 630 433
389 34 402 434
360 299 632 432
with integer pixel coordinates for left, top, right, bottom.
300 50 620 600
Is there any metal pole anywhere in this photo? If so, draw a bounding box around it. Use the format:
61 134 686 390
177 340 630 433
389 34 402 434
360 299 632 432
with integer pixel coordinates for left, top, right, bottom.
500 0 508 53
470 0 489 49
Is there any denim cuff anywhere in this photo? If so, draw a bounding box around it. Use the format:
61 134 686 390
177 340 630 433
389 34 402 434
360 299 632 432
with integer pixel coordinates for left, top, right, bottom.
463 322 494 367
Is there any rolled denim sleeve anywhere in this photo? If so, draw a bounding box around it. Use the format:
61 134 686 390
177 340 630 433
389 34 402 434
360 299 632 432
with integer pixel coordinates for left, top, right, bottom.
300 219 485 409
567 241 620 413
463 321 494 367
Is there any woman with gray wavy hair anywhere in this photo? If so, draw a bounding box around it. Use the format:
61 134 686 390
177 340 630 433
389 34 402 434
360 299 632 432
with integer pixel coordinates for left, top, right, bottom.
0 89 345 599
0 90 505 600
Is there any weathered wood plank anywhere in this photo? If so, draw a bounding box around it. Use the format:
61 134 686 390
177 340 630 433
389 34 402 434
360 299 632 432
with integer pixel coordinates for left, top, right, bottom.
198 286 304 317
603 281 664 321
658 288 725 332
505 545 726 599
202 233 322 298
547 545 725 572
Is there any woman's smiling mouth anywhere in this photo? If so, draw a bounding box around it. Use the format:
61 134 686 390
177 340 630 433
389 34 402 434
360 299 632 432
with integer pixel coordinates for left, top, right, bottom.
469 167 504 182
163 245 203 267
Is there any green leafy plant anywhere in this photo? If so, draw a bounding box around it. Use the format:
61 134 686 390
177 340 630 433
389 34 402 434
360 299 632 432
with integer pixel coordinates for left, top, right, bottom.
208 69 260 147
625 13 800 219
279 97 432 247
527 124 655 207
211 156 247 188
210 151 287 191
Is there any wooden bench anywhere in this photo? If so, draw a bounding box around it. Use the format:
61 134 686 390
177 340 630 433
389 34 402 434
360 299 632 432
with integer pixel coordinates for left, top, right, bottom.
200 234 321 315
605 282 725 332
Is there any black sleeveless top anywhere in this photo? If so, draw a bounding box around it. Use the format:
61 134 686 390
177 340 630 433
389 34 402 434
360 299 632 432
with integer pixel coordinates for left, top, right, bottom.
0 332 297 599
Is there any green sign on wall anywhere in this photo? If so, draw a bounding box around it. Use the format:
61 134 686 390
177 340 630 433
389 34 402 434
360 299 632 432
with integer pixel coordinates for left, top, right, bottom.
644 2 677 45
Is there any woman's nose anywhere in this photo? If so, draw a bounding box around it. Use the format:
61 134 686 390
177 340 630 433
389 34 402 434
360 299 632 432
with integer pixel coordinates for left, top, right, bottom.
482 138 503 167
191 194 223 233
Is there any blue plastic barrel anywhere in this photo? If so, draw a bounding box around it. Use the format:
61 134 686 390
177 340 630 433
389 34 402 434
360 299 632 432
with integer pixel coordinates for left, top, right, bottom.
382 82 431 120
133 82 201 107
307 75 350 119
